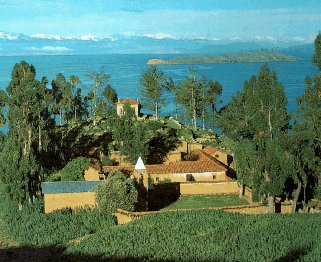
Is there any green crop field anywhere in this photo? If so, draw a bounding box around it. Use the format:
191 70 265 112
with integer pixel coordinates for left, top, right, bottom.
161 194 248 210
1 207 321 261
62 210 321 262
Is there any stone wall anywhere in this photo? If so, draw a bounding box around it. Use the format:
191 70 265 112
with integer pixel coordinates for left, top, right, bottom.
163 151 182 164
180 182 239 195
114 202 294 225
43 180 236 213
211 150 229 166
44 192 96 213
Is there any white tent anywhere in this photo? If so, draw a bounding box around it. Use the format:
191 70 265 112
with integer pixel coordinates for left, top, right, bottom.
135 156 146 170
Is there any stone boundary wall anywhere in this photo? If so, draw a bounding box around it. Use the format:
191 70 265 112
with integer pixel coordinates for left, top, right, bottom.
114 202 293 224
44 192 96 213
180 182 239 195
42 181 238 213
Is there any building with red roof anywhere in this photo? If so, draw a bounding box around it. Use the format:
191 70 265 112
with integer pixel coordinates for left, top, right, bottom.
116 98 140 117
102 149 230 184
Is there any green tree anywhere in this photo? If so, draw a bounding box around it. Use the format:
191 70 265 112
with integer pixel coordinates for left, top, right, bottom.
166 77 179 120
219 92 254 140
0 90 7 127
52 73 72 125
292 75 321 207
112 104 149 164
219 65 291 212
102 84 118 106
196 79 222 130
176 71 220 130
73 88 88 120
206 80 222 129
0 132 6 150
140 65 167 121
69 75 81 121
95 171 138 214
312 32 321 71
1 61 54 207
176 70 202 130
233 139 258 198
0 134 38 210
86 68 110 125
61 157 91 181
288 34 321 210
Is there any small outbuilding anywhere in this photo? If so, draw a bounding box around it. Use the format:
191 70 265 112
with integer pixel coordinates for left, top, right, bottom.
116 98 140 117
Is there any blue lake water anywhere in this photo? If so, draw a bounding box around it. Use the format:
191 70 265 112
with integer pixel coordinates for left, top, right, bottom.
0 54 319 132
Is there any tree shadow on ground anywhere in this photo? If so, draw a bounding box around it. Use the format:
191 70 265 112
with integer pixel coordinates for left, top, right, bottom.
147 129 181 165
0 245 198 261
273 245 312 262
148 183 181 211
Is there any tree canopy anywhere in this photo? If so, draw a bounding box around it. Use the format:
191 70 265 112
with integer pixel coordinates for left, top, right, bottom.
219 64 291 212
61 157 91 181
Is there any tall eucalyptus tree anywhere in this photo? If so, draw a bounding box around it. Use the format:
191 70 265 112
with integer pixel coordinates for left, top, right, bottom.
0 61 53 208
140 65 167 121
219 65 291 212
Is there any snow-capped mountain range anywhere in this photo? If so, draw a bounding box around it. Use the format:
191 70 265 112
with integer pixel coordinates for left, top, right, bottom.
0 31 314 58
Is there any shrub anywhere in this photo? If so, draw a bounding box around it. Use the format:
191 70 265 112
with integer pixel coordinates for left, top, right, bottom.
95 171 138 214
61 157 91 181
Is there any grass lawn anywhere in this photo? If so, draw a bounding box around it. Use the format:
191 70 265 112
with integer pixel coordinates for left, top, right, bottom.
161 194 248 210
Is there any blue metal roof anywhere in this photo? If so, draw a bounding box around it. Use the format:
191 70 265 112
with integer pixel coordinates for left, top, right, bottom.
42 181 103 194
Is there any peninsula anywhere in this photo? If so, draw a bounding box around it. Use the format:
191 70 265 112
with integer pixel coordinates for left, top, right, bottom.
147 50 298 65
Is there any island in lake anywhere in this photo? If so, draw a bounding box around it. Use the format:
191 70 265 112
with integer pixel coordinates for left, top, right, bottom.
147 50 298 65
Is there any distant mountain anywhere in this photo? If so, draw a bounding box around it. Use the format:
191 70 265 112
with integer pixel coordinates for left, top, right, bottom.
281 44 314 60
147 51 298 65
0 31 315 56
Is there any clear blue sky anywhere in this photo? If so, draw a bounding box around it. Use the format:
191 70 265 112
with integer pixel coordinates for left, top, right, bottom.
1 0 320 41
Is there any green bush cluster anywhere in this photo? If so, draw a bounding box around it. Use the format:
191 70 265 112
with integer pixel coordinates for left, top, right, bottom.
0 194 115 246
95 171 138 214
64 210 321 261
61 157 91 181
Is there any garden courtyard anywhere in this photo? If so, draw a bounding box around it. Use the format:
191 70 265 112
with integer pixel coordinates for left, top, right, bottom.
161 194 248 210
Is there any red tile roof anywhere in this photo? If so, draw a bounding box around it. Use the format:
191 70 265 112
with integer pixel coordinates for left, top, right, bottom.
116 98 139 105
146 160 226 174
102 150 227 175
